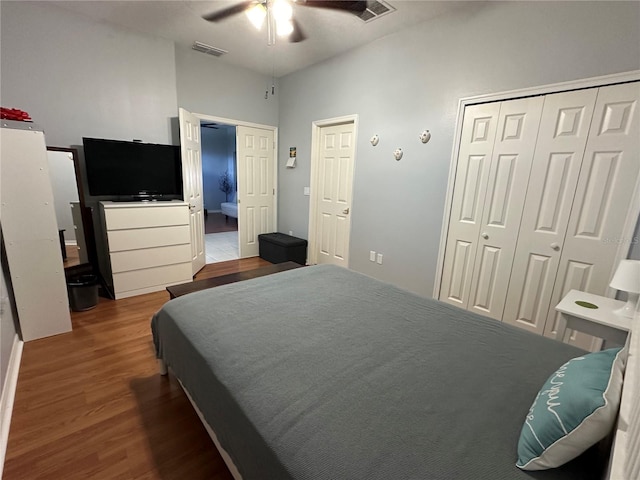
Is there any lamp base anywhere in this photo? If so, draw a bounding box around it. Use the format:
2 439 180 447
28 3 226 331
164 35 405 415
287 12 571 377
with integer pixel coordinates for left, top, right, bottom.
614 293 639 318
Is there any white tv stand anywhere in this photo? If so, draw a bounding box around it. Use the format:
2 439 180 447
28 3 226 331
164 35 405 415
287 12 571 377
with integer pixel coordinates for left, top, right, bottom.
99 201 192 299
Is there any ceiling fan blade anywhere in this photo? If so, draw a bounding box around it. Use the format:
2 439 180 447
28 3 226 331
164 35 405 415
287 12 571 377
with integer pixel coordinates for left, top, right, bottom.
297 1 367 13
202 1 255 22
289 18 307 43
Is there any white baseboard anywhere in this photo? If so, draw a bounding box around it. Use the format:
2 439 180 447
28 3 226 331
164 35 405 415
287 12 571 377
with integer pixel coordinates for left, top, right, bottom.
0 334 23 478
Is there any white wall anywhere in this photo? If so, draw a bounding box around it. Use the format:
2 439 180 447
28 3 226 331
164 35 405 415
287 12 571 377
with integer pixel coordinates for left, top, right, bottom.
0 1 178 147
277 1 640 297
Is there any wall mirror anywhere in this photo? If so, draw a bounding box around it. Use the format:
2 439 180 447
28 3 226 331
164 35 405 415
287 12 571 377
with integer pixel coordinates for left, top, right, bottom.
46 147 97 276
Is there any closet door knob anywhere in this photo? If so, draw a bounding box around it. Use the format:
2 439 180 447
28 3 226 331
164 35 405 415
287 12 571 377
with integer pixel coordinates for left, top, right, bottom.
551 242 560 251
481 232 489 240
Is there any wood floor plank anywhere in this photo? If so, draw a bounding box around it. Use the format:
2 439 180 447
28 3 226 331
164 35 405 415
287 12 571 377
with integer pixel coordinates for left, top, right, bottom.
3 259 271 479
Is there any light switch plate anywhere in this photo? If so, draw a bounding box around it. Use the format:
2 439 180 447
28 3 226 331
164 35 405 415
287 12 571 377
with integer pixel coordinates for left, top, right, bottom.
303 186 310 196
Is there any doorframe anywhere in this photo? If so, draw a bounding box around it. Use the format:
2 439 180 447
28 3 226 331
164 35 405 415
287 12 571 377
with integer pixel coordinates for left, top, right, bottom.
433 70 640 299
307 114 359 266
193 113 278 256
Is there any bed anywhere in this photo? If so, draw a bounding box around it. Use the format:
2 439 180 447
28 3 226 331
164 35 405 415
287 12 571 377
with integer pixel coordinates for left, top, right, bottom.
151 264 638 480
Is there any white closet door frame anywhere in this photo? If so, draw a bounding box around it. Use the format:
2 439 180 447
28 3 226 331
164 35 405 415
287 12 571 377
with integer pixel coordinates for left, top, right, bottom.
308 114 359 266
434 70 640 299
191 112 279 249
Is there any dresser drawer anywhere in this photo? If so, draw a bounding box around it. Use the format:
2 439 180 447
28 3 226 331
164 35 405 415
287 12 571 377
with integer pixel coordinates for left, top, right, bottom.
107 225 190 252
104 204 188 230
110 244 191 273
113 262 192 296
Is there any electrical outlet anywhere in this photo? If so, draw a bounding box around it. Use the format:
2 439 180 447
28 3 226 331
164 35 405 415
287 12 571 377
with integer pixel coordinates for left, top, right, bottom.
369 250 376 262
376 253 383 265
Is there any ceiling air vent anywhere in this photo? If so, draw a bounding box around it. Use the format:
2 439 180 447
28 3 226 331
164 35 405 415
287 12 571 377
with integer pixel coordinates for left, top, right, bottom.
192 41 228 57
354 0 395 22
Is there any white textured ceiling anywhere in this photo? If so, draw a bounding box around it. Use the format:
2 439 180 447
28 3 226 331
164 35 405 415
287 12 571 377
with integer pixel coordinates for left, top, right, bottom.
47 1 474 77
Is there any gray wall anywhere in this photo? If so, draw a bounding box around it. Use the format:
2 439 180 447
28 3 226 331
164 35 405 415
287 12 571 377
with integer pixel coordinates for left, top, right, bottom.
0 1 178 147
175 46 279 127
0 1 638 302
277 1 640 297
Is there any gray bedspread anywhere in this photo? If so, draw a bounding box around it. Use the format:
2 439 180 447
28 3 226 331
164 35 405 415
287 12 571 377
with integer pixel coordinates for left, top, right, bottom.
151 265 603 480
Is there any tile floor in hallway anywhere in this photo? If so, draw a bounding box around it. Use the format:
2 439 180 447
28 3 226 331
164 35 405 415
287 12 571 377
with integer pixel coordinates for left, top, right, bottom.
205 231 239 263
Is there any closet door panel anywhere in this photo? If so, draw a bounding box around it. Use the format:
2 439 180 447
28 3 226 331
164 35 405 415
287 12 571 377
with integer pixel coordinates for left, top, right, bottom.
468 96 544 320
545 82 640 348
503 89 598 333
440 103 501 308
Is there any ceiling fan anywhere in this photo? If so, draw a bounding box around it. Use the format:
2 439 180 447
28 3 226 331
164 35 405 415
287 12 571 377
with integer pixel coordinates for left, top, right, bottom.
202 0 367 44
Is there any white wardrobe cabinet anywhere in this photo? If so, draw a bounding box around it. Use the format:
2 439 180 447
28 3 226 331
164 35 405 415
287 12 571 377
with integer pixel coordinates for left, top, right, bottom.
440 81 640 349
1 121 72 341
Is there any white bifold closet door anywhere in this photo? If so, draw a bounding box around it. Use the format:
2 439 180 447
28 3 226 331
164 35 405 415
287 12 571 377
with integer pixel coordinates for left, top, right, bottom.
439 102 500 309
441 81 639 348
544 82 640 346
440 96 544 320
503 88 598 334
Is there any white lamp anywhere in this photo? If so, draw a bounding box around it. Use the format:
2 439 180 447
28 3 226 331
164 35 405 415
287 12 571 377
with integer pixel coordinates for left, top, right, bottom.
610 259 640 318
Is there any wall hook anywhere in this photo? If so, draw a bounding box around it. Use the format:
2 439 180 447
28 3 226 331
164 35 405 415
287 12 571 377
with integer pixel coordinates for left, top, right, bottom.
419 130 432 144
394 148 403 161
370 134 379 146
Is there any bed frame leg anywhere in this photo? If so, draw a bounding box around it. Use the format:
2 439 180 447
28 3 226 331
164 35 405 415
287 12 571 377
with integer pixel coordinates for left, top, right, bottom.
158 359 168 376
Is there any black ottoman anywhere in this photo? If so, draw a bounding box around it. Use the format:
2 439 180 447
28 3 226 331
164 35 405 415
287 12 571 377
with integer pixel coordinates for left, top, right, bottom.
258 233 308 265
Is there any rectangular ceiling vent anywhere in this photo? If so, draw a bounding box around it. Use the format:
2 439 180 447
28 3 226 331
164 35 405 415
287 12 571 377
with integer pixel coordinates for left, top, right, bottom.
354 0 395 22
192 41 228 57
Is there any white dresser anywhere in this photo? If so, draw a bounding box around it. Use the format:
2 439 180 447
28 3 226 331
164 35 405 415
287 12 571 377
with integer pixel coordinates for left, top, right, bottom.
100 201 192 299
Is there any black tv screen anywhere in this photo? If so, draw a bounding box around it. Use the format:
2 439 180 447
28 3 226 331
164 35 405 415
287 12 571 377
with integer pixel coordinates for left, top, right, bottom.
83 137 182 200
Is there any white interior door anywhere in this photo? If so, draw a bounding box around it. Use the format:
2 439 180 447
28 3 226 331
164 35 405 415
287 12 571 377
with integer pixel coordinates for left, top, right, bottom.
178 107 205 275
312 121 356 267
467 96 545 320
545 81 640 347
439 102 501 308
503 88 598 334
236 125 275 258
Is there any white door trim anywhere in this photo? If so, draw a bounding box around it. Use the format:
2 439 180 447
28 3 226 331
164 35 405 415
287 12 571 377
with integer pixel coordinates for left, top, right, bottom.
307 114 359 266
433 70 640 299
192 113 278 253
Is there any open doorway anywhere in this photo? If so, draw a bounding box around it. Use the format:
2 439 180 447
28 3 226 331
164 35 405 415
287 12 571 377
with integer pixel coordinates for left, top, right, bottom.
200 121 238 264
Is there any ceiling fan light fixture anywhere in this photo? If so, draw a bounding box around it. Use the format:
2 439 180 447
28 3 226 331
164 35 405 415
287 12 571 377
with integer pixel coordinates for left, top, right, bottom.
272 0 293 22
276 18 294 36
246 3 267 30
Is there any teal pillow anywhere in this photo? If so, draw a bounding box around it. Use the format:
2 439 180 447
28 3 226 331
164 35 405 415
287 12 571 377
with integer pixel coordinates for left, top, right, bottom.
516 347 626 470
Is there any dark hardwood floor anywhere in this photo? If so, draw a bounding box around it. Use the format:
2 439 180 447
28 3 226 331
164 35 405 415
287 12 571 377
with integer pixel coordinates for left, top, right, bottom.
4 257 271 480
205 212 237 235
63 244 81 268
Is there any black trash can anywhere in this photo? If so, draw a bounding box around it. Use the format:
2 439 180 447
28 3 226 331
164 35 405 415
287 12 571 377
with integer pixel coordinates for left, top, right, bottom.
67 274 99 312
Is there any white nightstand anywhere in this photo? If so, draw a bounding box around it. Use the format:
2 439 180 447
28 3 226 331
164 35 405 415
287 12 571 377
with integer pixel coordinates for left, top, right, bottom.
555 289 632 348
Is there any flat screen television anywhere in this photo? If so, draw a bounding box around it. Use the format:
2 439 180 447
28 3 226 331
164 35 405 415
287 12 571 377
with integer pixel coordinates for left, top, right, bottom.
83 137 182 201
